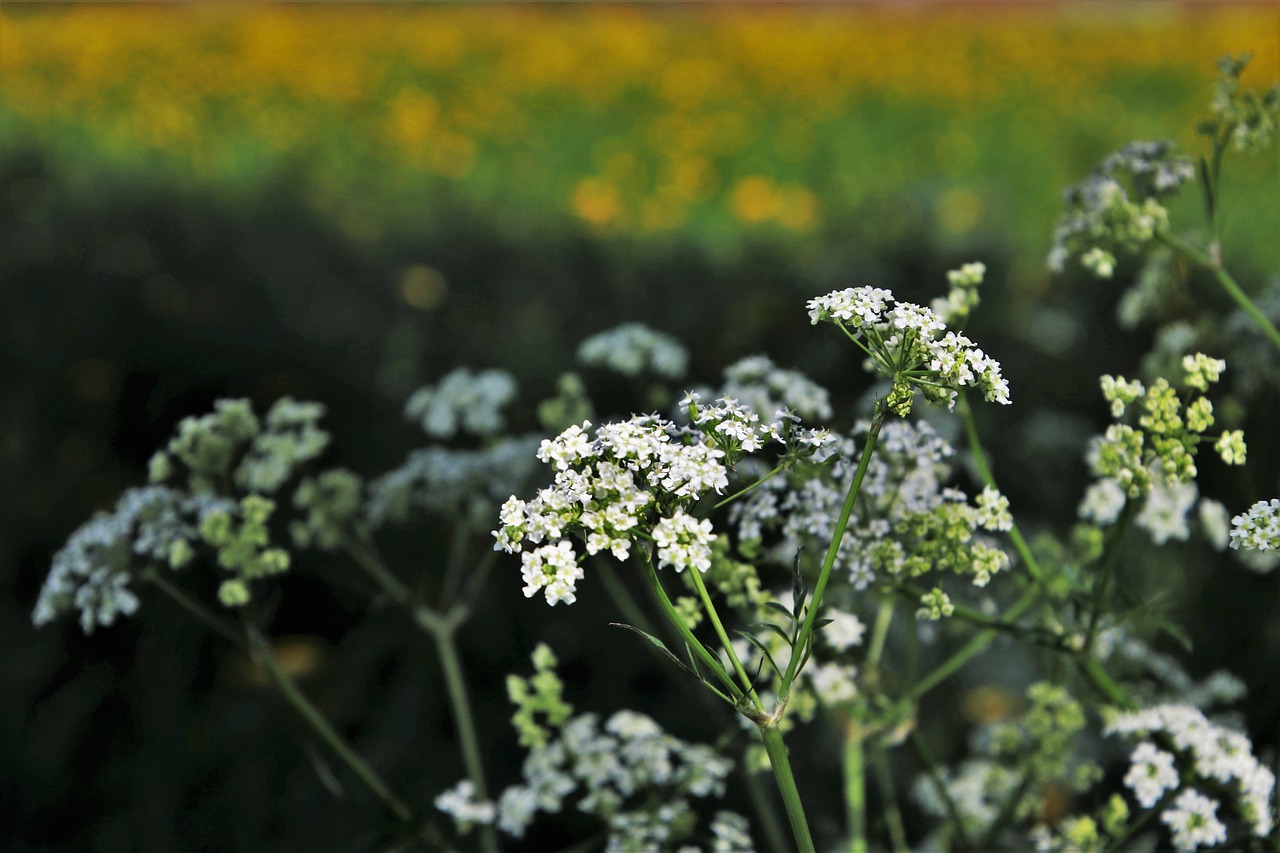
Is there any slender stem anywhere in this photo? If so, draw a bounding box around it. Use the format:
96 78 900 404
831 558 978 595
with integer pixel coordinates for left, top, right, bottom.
595 560 655 633
1078 656 1136 711
688 566 762 711
245 624 415 825
344 535 413 607
146 570 247 651
866 596 895 670
845 718 867 853
872 743 909 853
440 519 472 605
958 394 1046 585
430 619 501 853
783 403 887 693
640 549 741 700
905 585 1039 701
1157 228 1280 352
760 724 816 853
1083 502 1134 655
908 729 972 850
714 464 784 509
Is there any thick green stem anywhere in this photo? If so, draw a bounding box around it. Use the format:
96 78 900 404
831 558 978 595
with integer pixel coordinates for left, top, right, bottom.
246 624 415 825
429 617 501 853
743 754 792 853
1158 228 1280 352
845 721 867 853
761 724 816 853
783 403 887 693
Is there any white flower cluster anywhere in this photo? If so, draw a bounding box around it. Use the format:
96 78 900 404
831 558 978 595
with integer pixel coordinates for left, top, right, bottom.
365 436 541 527
1107 703 1275 845
33 487 232 634
433 780 496 828
404 367 517 438
807 285 1010 411
1229 498 1280 552
1048 141 1192 278
577 323 689 379
494 414 738 605
439 709 743 848
719 355 833 423
823 608 867 651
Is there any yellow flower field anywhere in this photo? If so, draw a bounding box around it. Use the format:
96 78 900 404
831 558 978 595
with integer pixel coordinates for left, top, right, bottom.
2 5 1276 259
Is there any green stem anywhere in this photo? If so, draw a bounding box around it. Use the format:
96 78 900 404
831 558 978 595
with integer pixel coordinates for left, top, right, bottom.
440 519 473 605
429 616 501 853
1083 502 1134 655
146 570 247 651
845 720 867 853
905 585 1040 701
958 393 1046 585
714 464 784 509
866 596 895 670
1157 228 1280 352
245 624 415 825
1078 655 1136 711
761 724 816 853
872 742 909 853
743 754 791 853
782 403 887 693
689 566 762 711
640 549 741 701
908 730 972 850
344 535 414 606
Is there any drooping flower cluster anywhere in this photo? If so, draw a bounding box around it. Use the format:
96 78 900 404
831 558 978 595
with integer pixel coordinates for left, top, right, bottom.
436 645 750 851
576 323 689 379
32 487 233 633
1048 140 1193 279
1205 54 1280 156
404 367 517 438
807 285 1010 413
1106 703 1276 847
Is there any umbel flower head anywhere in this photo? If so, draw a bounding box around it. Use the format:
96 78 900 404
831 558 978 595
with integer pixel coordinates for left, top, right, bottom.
494 388 832 606
807 285 1010 415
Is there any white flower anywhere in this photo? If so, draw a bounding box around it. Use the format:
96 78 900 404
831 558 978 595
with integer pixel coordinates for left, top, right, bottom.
1136 478 1197 545
653 510 717 574
521 541 584 606
1229 498 1280 551
1198 499 1231 551
823 609 867 651
1078 478 1127 524
434 780 496 827
1160 788 1227 852
975 486 1013 532
1124 742 1179 808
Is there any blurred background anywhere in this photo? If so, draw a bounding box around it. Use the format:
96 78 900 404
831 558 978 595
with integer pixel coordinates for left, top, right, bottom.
3 4 1278 850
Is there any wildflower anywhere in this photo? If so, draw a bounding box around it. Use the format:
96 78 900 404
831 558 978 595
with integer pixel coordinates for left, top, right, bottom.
405 368 517 438
1161 789 1227 852
808 285 1009 413
823 608 867 651
1229 499 1280 551
1123 742 1179 808
577 323 688 379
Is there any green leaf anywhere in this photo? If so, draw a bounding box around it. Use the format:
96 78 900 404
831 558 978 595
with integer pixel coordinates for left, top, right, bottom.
734 629 782 682
753 620 792 647
763 600 795 620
